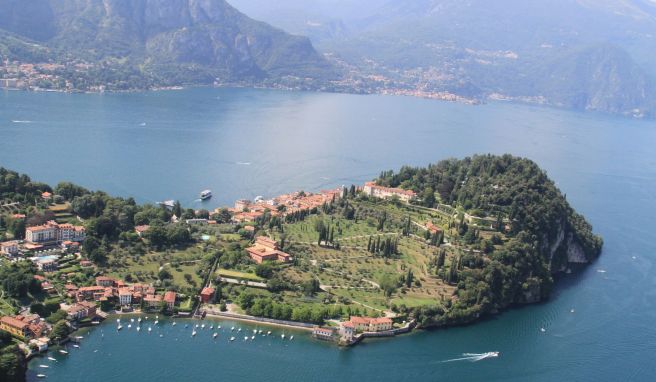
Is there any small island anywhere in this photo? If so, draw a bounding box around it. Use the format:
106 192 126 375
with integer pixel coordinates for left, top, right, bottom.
0 154 602 380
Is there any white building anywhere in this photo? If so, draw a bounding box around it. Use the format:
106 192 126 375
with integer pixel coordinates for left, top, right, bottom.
25 221 85 245
362 182 416 202
1 241 19 256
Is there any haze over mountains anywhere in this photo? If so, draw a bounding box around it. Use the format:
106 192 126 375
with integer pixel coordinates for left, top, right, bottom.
0 0 335 85
0 0 655 117
232 0 656 117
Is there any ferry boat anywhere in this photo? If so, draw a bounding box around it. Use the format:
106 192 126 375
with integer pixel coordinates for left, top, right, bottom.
200 189 212 200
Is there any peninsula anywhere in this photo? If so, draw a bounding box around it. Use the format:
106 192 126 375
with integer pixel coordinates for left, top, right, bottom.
0 154 602 380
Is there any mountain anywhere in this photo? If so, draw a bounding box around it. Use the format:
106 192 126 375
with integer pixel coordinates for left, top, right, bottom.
231 0 656 117
0 0 337 87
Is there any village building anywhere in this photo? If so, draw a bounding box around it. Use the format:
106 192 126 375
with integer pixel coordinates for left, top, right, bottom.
339 321 355 342
29 337 49 352
143 294 162 310
234 199 251 211
164 291 176 311
1 240 19 256
246 236 292 264
344 316 393 333
36 258 58 272
0 316 30 338
66 301 97 321
96 276 117 287
25 220 85 245
200 287 215 303
64 284 79 298
118 288 133 306
362 182 416 202
312 326 336 341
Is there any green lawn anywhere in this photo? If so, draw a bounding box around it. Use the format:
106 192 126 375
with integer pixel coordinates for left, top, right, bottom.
217 268 263 282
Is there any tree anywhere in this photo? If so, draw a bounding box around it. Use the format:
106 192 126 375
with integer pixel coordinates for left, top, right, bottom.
255 262 274 279
379 274 399 297
50 320 70 341
405 269 414 288
172 200 182 218
301 278 320 296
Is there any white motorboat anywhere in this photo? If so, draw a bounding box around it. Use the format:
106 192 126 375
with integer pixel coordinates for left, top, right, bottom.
200 190 212 200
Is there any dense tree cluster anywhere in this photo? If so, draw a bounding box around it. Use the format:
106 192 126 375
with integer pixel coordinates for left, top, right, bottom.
378 155 603 327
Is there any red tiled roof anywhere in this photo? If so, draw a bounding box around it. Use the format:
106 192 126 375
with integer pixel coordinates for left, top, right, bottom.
1 316 29 329
164 291 176 303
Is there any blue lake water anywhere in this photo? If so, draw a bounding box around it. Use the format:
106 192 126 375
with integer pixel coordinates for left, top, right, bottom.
1 87 656 381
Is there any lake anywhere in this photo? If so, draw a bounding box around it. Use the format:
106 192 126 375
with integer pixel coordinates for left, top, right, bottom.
1 87 656 381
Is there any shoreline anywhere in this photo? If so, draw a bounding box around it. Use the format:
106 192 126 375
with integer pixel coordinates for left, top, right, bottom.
100 310 315 332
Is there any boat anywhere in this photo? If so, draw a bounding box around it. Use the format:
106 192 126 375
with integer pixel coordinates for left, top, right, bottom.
36 374 46 378
231 327 235 331
130 319 134 323
138 318 142 323
47 357 56 361
145 316 149 320
290 335 294 341
213 333 218 338
136 327 141 332
39 365 49 368
148 327 152 333
258 330 262 334
251 335 255 340
267 331 271 336
237 328 242 332
127 324 131 329
72 344 79 348
195 324 199 328
154 320 158 325
540 327 546 333
230 337 235 342
218 325 221 329
172 322 177 326
159 334 164 338
75 336 84 339
200 190 212 200
201 324 205 329
59 350 68 355
253 329 257 334
244 336 248 341
116 318 120 323
117 325 123 331
158 200 175 208
185 324 188 328
192 330 197 337
281 334 285 339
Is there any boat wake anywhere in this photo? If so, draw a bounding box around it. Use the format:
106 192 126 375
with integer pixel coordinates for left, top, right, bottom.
441 352 500 363
236 161 251 165
11 120 33 123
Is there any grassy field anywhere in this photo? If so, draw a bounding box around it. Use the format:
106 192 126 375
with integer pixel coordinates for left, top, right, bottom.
217 268 263 282
275 202 459 313
106 246 206 288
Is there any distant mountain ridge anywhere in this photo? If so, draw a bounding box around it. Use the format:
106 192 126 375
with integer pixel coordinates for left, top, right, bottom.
231 0 656 117
0 0 336 85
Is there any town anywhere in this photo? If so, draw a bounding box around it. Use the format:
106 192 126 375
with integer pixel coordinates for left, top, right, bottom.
0 166 516 361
